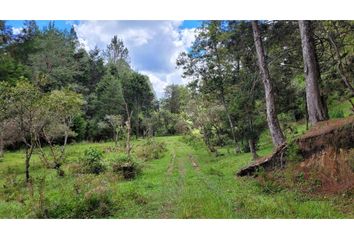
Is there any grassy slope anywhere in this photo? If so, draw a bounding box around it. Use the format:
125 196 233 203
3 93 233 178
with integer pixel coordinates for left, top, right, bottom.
0 135 352 218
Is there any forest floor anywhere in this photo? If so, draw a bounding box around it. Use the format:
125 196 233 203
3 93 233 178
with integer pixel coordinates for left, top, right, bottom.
0 134 353 218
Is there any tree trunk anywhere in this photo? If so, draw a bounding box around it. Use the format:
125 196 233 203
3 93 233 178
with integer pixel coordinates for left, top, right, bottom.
299 20 328 125
114 130 118 147
304 93 309 130
25 147 31 183
248 139 258 160
220 94 240 153
252 21 286 147
124 102 133 159
203 127 217 154
0 131 4 159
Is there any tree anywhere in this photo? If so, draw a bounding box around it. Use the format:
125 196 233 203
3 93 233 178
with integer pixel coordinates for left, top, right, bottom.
7 81 44 182
104 114 123 146
186 97 222 154
298 20 329 125
324 21 354 110
28 25 78 91
36 89 84 176
252 21 286 147
177 21 242 152
94 71 124 120
121 72 155 138
104 35 129 65
0 82 9 158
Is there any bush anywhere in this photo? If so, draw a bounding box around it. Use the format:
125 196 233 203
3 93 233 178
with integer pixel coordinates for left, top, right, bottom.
80 147 106 174
285 141 303 163
112 154 140 180
181 132 204 149
135 138 167 161
242 143 250 153
175 119 190 134
77 185 113 218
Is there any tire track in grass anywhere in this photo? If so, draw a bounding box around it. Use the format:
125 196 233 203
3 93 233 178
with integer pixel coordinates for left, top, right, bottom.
178 145 236 218
160 138 235 218
159 143 186 218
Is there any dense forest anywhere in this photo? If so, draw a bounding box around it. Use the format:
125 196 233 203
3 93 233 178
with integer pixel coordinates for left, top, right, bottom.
0 20 353 218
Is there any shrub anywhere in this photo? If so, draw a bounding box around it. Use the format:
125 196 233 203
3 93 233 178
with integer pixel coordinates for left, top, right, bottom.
181 132 204 149
1 174 26 203
285 141 303 163
112 154 140 180
242 143 250 153
135 138 167 161
80 147 106 174
77 185 113 218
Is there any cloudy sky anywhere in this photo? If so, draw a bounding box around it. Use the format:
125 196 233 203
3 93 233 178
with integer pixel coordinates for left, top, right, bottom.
7 20 202 98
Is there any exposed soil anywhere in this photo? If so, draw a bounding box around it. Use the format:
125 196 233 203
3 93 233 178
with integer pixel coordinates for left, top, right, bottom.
237 117 354 195
297 147 354 194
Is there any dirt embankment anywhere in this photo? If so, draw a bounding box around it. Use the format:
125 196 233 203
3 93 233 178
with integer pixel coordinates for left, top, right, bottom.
237 117 354 194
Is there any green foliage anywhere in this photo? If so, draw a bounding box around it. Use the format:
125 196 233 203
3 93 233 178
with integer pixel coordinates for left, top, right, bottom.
94 72 124 119
181 132 205 149
286 141 303 163
72 115 87 141
112 153 140 179
135 138 167 161
74 184 114 218
329 109 345 119
0 136 352 218
80 147 106 174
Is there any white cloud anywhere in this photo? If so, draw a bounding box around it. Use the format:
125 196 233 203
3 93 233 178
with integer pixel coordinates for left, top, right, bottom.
74 21 197 98
12 27 23 35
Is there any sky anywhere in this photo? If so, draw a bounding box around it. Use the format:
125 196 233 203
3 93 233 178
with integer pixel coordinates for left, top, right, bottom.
6 20 203 98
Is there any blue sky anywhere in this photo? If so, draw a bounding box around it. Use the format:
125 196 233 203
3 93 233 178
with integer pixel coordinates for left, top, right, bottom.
6 20 201 31
6 20 202 97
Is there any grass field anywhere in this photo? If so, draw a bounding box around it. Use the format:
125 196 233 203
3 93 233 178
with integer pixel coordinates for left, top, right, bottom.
1 133 352 219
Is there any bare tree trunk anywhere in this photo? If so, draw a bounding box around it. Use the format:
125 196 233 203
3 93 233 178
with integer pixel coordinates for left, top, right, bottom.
252 21 286 147
304 93 309 130
299 20 328 125
248 139 258 160
0 130 4 159
114 130 118 147
59 131 68 162
25 146 33 183
124 102 133 159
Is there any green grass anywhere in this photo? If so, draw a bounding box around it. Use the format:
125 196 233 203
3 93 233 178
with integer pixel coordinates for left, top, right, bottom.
0 134 352 218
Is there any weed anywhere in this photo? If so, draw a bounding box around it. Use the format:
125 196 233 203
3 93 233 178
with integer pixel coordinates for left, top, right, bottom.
207 167 224 177
80 147 106 174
